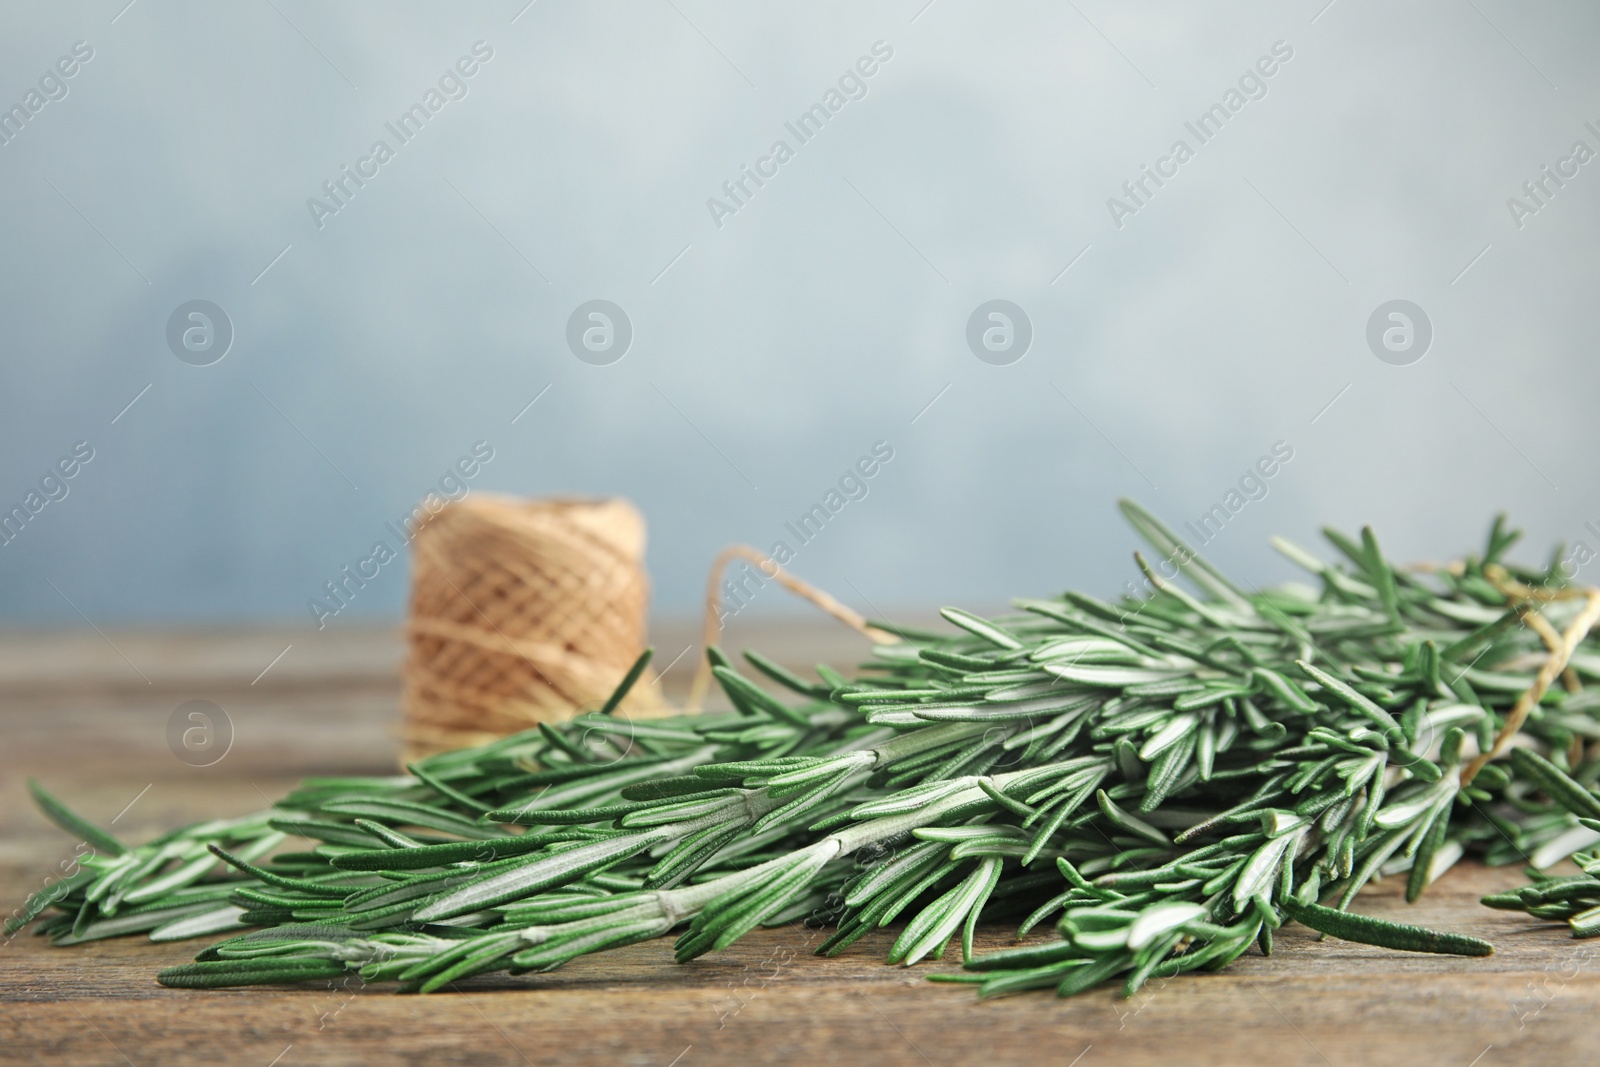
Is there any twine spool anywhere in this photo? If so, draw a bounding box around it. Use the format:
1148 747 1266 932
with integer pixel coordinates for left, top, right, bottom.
400 493 663 760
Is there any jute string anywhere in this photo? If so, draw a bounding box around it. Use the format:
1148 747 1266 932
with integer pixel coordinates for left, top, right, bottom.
400 503 891 760
400 494 665 761
1457 566 1600 786
685 545 899 713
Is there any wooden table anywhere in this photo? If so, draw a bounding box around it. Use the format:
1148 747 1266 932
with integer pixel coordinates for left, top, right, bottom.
3 626 1595 1066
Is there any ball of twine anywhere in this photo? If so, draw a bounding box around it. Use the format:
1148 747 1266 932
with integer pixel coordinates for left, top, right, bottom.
400 493 664 760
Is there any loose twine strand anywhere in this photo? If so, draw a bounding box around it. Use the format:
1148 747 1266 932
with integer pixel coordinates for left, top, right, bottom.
1458 566 1600 787
685 544 898 713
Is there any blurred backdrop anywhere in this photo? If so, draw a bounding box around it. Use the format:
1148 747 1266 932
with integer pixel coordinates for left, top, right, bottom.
1 0 1597 634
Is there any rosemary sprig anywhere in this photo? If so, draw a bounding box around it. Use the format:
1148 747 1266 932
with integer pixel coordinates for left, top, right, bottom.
15 502 1600 1000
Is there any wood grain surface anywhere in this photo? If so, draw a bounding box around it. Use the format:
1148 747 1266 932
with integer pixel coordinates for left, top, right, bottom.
2 626 1596 1067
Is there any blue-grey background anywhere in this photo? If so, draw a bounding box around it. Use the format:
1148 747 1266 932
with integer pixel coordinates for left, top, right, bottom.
2 0 1597 633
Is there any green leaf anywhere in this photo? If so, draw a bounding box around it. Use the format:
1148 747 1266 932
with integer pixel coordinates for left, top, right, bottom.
158 959 349 988
27 779 125 857
1284 899 1492 956
599 648 654 716
412 834 662 920
1510 748 1600 821
1118 499 1252 608
939 608 1024 650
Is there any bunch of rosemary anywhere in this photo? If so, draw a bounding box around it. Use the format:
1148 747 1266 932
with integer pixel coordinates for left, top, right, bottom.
11 502 1600 1000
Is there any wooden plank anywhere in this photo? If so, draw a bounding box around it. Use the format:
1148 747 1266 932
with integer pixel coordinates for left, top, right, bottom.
2 629 1596 1066
0 617 889 700
0 627 400 697
3 853 1592 1067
